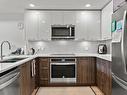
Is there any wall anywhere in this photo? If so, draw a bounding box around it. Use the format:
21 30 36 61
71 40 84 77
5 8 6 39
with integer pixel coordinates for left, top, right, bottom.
0 13 25 56
0 9 112 56
28 40 110 54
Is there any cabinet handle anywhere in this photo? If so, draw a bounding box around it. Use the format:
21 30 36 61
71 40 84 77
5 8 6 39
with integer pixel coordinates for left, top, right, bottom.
31 60 36 77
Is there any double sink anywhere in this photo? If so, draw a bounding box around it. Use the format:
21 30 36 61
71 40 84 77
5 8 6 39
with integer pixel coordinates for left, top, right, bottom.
0 57 28 63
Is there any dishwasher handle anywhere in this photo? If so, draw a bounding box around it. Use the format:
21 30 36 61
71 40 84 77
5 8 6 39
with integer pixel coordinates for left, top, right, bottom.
0 72 20 90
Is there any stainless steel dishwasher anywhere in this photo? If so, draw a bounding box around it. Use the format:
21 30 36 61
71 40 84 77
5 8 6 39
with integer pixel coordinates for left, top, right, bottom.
0 67 20 95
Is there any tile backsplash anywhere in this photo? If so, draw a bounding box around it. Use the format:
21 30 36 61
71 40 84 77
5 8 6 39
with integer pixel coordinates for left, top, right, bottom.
28 40 111 54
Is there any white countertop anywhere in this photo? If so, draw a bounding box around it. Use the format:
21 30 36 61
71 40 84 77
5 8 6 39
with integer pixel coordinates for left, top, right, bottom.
0 54 111 73
37 53 111 61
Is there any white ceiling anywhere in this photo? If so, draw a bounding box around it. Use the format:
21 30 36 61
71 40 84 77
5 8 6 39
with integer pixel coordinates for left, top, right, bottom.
0 0 111 13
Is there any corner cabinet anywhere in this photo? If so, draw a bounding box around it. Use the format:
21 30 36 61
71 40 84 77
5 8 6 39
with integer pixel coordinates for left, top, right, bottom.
96 58 112 95
101 1 113 40
77 57 96 85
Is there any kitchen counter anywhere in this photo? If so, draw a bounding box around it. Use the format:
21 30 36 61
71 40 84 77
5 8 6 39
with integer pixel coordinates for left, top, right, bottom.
0 54 111 73
0 55 37 73
37 53 111 61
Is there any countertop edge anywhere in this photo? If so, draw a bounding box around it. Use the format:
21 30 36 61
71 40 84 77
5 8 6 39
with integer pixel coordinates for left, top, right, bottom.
0 54 111 73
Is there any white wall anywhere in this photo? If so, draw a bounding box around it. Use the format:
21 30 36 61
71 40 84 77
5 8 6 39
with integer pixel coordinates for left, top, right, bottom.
101 1 113 40
0 13 25 56
28 40 110 54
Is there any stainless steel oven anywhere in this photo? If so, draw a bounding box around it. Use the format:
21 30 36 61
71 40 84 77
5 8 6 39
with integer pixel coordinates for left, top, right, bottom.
50 58 77 83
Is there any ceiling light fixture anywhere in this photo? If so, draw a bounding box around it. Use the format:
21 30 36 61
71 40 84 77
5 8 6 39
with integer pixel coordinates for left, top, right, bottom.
29 4 35 7
85 4 91 7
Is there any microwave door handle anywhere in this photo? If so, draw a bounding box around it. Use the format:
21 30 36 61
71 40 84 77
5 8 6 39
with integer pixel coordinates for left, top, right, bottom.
121 10 127 74
70 26 71 36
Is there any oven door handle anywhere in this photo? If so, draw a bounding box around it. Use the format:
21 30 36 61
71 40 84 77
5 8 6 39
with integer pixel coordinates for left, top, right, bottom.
0 72 20 90
51 63 76 65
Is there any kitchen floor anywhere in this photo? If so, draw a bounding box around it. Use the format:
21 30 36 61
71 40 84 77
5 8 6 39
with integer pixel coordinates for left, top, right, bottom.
36 86 104 95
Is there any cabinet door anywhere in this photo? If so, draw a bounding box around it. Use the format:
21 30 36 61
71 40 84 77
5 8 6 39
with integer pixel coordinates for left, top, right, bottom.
51 11 64 24
75 11 101 40
20 61 36 95
25 11 39 40
38 11 51 40
96 58 112 95
20 62 31 95
101 1 113 40
75 11 87 40
39 58 50 86
77 57 96 85
63 11 76 25
85 11 101 40
20 64 28 95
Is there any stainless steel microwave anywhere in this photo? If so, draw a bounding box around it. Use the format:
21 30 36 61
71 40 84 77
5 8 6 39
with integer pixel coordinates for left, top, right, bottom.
51 25 75 40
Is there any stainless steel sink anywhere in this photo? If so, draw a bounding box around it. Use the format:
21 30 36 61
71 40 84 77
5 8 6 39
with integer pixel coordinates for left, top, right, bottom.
0 57 28 63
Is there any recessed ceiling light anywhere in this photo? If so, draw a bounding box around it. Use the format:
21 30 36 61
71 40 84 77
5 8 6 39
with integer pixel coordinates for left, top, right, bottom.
29 4 35 7
85 4 91 7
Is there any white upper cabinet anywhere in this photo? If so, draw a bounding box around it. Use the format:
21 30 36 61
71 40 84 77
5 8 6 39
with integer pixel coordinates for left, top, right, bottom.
51 11 64 25
25 10 101 41
101 1 113 40
63 11 76 25
51 11 76 25
25 11 39 40
38 11 51 40
75 11 101 40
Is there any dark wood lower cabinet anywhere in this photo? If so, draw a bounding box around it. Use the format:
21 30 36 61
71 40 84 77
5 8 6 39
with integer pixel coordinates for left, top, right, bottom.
39 58 50 86
37 57 112 95
20 60 36 95
77 57 96 85
18 57 112 95
20 62 31 95
96 58 112 95
38 57 96 86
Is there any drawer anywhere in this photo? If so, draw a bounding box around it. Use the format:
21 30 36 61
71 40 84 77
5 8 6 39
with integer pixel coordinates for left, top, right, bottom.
39 69 49 78
39 58 49 62
39 78 49 86
40 80 49 85
39 61 49 67
39 67 49 70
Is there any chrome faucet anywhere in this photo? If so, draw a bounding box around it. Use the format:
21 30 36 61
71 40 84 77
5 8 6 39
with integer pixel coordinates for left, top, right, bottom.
0 41 11 60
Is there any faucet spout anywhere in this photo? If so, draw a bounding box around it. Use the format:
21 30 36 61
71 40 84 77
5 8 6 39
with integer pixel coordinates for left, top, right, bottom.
0 41 11 60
